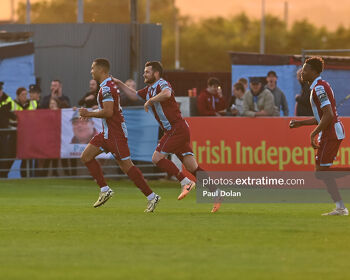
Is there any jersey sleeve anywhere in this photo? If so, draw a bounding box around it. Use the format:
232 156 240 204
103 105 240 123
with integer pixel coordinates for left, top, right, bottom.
158 80 171 92
101 85 114 103
314 85 331 108
137 87 148 101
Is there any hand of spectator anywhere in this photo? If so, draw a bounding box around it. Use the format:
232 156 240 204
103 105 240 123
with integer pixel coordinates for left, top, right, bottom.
255 110 268 116
217 86 223 98
92 105 99 110
231 108 239 116
85 94 95 101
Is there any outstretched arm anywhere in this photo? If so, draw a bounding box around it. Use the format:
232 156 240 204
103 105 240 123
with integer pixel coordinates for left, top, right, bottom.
112 77 139 101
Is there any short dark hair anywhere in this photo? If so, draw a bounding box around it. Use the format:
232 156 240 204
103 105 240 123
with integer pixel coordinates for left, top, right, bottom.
238 78 248 85
16 87 27 96
29 84 41 93
94 58 110 72
267 71 277 77
233 82 245 92
145 61 163 77
207 77 220 87
305 57 324 74
52 79 62 84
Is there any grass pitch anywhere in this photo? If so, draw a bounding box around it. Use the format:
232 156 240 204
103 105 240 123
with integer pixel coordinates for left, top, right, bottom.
0 179 349 280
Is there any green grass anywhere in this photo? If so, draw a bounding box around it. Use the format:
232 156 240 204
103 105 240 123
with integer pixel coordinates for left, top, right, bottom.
0 179 350 280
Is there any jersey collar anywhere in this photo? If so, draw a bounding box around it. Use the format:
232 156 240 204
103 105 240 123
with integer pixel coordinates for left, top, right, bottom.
310 76 322 90
100 77 112 87
150 78 163 90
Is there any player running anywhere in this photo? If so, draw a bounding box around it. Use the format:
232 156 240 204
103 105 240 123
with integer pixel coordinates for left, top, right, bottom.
289 57 348 216
112 61 221 213
79 58 160 212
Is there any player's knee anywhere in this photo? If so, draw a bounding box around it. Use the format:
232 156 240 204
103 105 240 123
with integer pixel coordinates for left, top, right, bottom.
152 153 163 165
80 153 91 164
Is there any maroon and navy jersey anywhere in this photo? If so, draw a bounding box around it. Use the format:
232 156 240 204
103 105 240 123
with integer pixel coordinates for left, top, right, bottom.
97 77 128 139
310 76 345 141
137 78 183 131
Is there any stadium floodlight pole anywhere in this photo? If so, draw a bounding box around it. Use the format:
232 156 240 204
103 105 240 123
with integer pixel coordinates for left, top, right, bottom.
130 0 140 86
284 1 289 27
10 0 15 22
174 0 180 69
260 0 265 54
77 0 84 23
145 0 150 23
26 0 31 24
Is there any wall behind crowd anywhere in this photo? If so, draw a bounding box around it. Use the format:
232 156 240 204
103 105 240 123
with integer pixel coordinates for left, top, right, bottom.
0 45 36 99
232 64 350 117
1 23 162 105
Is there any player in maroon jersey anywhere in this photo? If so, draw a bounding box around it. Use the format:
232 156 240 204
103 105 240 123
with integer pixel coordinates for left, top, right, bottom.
113 61 222 213
289 57 348 216
79 58 160 212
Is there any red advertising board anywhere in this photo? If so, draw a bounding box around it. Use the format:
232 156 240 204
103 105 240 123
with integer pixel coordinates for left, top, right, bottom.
185 117 350 171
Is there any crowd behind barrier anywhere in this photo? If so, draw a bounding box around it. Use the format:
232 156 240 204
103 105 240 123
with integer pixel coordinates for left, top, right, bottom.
0 68 330 179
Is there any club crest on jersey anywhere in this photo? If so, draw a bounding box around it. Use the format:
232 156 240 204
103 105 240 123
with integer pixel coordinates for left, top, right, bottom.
102 86 111 98
315 86 328 103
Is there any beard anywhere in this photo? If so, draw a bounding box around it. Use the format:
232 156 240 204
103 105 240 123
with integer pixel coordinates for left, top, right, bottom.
145 76 156 85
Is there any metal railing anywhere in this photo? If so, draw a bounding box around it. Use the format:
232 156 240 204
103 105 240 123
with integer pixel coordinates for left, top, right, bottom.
0 127 166 180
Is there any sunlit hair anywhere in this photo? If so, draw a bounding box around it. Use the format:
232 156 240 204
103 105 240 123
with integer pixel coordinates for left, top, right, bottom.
94 58 110 72
305 57 324 74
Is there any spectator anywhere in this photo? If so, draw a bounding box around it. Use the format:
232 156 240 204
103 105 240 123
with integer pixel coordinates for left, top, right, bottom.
40 79 71 109
243 77 279 117
265 71 289 116
197 77 226 116
43 97 70 176
12 87 38 111
238 77 249 92
78 79 99 108
0 81 16 128
11 87 37 178
120 79 144 106
29 84 41 108
0 82 16 178
295 68 313 116
228 82 245 116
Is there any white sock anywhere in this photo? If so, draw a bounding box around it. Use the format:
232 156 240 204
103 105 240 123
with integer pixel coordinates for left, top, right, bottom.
336 200 345 209
147 192 156 201
100 186 110 192
180 177 191 187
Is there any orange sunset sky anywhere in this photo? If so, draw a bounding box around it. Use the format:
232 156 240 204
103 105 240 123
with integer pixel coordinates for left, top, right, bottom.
0 0 349 30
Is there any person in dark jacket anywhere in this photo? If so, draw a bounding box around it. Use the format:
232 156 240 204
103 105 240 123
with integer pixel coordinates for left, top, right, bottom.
0 82 17 178
295 68 313 116
197 77 226 116
78 79 99 108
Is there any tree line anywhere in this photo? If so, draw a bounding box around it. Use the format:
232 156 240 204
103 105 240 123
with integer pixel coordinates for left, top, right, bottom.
16 0 350 71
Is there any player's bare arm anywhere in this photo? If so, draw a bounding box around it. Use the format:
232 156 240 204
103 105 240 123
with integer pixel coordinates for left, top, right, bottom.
111 77 139 101
289 117 317 128
79 101 114 119
144 89 171 112
310 105 334 149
